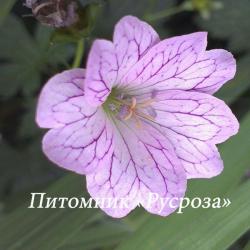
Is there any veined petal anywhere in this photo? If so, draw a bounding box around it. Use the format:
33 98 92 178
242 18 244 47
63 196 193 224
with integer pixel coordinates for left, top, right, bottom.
121 32 235 95
85 16 160 106
188 49 236 94
42 109 113 175
145 89 239 178
36 69 114 175
163 129 224 179
36 69 88 129
152 90 239 144
86 119 187 218
114 15 160 82
84 39 118 106
121 32 207 91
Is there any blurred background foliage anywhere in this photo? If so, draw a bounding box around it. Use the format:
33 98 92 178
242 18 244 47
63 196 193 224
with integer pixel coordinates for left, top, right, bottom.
0 0 250 249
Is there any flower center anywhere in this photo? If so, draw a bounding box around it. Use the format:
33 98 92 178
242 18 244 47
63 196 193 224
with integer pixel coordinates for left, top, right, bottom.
103 89 157 128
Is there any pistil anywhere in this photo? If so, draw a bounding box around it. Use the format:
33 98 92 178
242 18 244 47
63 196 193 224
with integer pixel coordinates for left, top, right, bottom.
104 91 157 127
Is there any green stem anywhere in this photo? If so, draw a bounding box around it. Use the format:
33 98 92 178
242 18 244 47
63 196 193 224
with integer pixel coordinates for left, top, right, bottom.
72 39 84 68
144 2 192 22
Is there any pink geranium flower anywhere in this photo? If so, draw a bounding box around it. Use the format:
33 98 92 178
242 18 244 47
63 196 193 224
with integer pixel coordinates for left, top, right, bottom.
36 16 239 218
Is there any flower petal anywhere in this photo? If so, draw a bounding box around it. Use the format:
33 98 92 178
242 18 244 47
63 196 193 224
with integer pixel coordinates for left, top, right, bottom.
85 16 160 106
86 119 186 218
36 69 88 129
163 130 224 179
36 69 114 175
188 49 236 94
84 39 118 106
114 15 160 82
42 109 113 175
151 90 239 144
121 32 235 94
145 89 239 178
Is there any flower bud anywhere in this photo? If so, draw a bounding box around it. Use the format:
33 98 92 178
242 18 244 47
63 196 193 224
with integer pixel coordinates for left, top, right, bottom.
25 0 79 28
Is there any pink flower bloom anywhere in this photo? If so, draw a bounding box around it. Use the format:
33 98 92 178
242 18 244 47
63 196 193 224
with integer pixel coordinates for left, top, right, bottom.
36 16 239 218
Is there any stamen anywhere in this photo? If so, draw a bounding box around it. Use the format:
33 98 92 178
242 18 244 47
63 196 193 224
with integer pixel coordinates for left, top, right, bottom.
136 111 155 122
131 97 137 109
123 110 133 120
122 97 136 120
135 116 142 129
137 99 155 108
106 91 157 127
117 105 130 120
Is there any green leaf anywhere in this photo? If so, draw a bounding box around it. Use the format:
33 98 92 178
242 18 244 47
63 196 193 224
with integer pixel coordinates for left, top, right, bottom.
0 174 93 249
19 98 39 138
0 0 16 25
60 220 132 250
35 25 74 67
93 0 174 38
196 0 250 51
116 112 250 250
0 138 60 206
161 181 250 250
0 172 133 250
0 63 41 96
0 143 24 199
216 54 250 104
0 15 73 97
244 242 250 250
